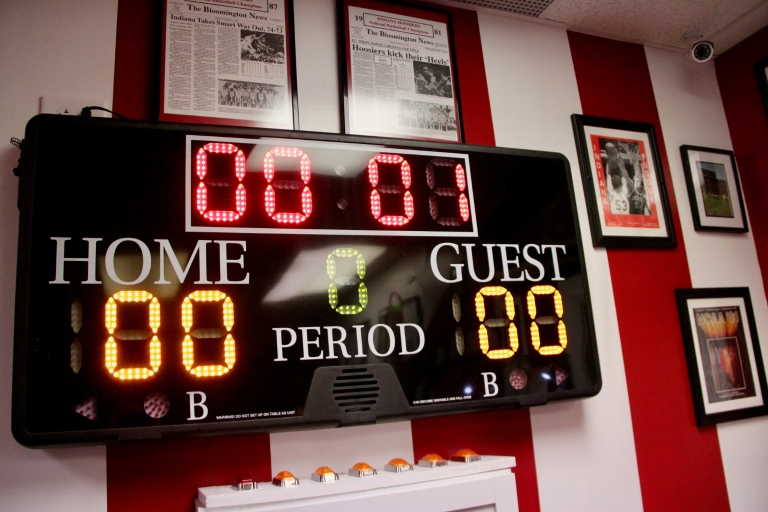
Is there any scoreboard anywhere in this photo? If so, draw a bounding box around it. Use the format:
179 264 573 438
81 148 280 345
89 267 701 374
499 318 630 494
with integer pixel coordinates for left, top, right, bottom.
11 115 600 446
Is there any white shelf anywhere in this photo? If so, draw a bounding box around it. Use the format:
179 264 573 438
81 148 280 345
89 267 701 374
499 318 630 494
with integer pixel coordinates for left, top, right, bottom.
196 455 518 512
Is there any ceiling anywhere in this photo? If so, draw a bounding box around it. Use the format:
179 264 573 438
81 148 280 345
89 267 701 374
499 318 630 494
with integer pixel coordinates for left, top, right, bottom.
443 0 768 55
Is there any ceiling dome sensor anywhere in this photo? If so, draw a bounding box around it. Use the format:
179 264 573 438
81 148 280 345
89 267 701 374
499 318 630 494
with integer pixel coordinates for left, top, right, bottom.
691 41 714 63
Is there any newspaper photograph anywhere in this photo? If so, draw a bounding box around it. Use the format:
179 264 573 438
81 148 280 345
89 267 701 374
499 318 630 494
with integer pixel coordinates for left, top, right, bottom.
162 0 294 128
345 4 460 142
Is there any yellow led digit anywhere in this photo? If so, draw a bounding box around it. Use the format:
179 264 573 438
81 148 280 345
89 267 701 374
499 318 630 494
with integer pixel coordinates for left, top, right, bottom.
527 285 567 355
181 291 236 377
104 291 161 380
327 249 368 315
475 286 518 359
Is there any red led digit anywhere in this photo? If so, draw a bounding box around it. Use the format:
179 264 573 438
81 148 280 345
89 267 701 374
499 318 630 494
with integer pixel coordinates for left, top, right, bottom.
104 291 161 380
368 154 414 226
426 159 470 226
196 143 246 222
527 285 567 355
181 290 236 377
263 147 312 224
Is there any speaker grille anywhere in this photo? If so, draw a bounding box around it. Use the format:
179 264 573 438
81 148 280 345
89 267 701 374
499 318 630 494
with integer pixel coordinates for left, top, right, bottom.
448 0 554 17
333 368 380 413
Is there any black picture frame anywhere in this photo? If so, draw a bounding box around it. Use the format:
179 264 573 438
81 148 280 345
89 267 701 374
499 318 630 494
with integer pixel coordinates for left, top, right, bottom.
338 0 464 143
675 287 768 426
755 56 768 121
571 114 676 248
680 145 748 233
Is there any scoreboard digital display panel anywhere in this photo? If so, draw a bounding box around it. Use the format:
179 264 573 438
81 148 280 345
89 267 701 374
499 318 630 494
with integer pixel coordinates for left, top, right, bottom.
12 115 600 446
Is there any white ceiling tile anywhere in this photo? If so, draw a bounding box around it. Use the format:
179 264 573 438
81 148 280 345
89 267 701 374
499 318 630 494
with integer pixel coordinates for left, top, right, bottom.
443 0 768 54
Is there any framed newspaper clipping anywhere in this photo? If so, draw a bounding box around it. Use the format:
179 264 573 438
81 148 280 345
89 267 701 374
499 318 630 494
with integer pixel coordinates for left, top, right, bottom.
572 114 676 248
675 287 768 426
160 0 299 129
339 0 463 142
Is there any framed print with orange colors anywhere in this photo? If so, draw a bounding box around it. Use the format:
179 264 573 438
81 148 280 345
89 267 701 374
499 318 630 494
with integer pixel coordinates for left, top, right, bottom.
676 287 768 426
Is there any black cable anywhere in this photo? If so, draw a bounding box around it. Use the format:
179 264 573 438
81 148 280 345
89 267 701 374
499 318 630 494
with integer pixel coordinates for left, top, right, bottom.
79 106 129 119
10 137 24 176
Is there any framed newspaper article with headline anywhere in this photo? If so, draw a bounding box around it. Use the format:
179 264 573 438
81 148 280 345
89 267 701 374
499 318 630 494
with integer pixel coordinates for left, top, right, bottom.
339 0 463 142
160 0 299 129
572 114 676 248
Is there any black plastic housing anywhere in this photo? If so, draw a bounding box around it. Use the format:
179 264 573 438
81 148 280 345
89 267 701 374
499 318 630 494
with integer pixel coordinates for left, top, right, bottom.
12 115 601 446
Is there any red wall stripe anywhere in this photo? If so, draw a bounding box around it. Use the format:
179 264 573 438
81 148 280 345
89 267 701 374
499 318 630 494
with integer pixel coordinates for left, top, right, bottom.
108 2 539 511
107 434 272 512
715 27 768 300
445 5 496 146
112 0 160 121
568 32 730 512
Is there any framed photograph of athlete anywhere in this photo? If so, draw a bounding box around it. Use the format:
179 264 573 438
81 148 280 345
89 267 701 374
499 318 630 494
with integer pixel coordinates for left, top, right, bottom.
572 115 676 248
756 56 768 121
680 145 748 233
160 0 299 129
339 0 463 142
675 288 768 426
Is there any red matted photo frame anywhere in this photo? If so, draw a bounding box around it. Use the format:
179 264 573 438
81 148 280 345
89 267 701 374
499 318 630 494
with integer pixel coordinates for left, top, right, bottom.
160 0 299 129
572 114 676 248
339 0 463 143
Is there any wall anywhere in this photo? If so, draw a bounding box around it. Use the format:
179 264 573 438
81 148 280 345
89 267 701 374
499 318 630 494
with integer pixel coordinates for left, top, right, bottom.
1 1 767 511
477 16 644 512
0 1 118 510
712 26 768 512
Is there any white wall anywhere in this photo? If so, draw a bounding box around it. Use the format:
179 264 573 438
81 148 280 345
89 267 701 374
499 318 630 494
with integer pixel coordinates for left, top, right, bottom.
2 2 766 511
477 12 644 512
293 0 340 133
0 1 117 510
646 46 768 512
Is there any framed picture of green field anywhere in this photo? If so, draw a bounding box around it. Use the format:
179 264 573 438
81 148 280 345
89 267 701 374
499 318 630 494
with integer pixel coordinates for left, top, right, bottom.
680 145 748 233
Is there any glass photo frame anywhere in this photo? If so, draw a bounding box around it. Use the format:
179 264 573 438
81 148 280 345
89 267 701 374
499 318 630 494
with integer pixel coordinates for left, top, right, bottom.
572 115 676 248
680 145 748 232
676 287 768 426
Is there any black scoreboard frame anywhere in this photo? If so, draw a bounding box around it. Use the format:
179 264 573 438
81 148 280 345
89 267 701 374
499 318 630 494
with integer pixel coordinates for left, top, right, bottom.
12 115 601 446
